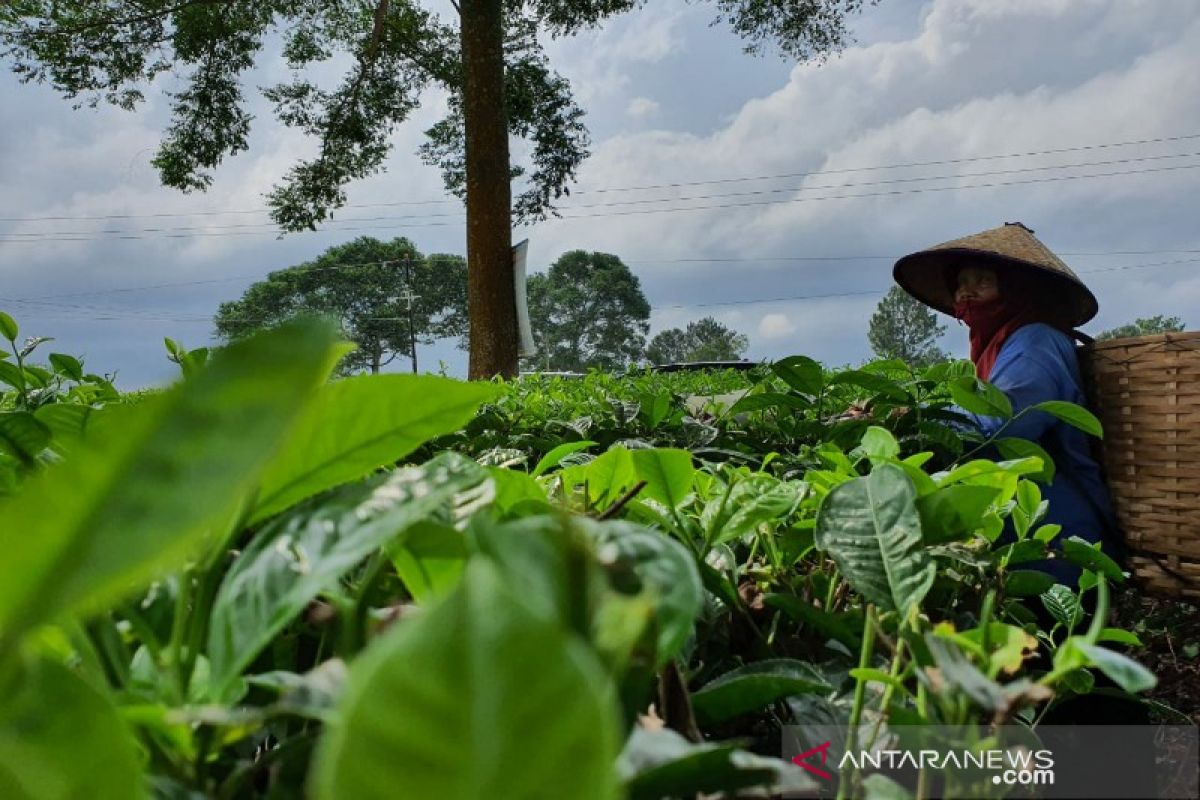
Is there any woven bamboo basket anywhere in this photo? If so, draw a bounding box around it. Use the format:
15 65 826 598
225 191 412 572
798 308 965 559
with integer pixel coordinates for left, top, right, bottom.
1080 331 1200 599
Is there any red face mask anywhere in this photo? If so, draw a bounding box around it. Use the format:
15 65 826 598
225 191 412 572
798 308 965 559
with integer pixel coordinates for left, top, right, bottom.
954 297 1029 381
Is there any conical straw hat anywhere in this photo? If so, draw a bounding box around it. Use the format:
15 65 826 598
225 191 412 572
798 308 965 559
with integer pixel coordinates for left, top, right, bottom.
892 222 1098 326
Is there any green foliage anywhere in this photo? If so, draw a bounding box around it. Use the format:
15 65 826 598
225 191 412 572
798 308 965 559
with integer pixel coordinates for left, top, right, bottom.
0 311 1162 799
214 237 468 374
1095 314 1185 341
646 316 750 364
526 251 651 371
868 286 949 367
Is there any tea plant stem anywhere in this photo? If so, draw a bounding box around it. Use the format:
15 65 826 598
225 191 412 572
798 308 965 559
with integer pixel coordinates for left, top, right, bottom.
167 568 195 703
838 603 876 800
122 601 164 665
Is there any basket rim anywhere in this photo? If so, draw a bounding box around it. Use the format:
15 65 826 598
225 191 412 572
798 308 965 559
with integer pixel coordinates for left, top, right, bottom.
1083 328 1200 352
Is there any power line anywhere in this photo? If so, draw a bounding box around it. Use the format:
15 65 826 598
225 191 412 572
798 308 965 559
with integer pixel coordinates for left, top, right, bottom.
7 150 1200 239
6 255 1197 323
2 131 1198 226
6 249 1199 304
4 160 1200 245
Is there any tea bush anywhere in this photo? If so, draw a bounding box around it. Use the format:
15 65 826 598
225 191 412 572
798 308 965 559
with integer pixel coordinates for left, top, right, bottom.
0 312 1159 799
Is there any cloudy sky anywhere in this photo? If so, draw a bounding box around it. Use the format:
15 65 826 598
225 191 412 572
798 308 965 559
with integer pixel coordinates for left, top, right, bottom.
2 0 1198 387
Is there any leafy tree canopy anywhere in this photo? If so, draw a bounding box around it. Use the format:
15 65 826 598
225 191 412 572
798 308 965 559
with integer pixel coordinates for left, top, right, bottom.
646 317 749 365
0 0 872 231
1095 314 1185 341
526 250 650 372
868 286 948 367
214 237 466 374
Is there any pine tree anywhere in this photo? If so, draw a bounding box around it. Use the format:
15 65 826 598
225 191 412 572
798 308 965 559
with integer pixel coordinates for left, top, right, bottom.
867 287 949 366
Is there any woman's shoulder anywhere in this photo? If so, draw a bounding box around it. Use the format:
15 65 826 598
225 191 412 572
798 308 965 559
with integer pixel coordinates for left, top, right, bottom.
1008 322 1072 347
997 322 1080 380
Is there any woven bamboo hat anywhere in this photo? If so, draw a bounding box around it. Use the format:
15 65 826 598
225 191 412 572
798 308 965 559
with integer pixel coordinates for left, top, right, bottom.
892 222 1098 327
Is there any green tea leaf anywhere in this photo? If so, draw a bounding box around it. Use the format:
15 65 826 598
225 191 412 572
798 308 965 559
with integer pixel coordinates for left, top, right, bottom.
1030 401 1103 438
1061 537 1124 581
0 312 17 343
620 728 815 800
388 520 468 604
0 319 343 646
0 657 144 799
1004 570 1056 597
586 519 702 666
771 356 823 396
0 412 51 464
994 438 1056 484
629 448 695 510
949 377 1013 420
915 484 1000 545
312 559 621 800
763 594 862 652
815 464 934 614
691 659 832 725
1077 643 1156 693
208 452 489 697
531 440 597 477
860 426 900 464
47 353 84 382
249 374 497 524
729 392 811 415
1041 584 1083 630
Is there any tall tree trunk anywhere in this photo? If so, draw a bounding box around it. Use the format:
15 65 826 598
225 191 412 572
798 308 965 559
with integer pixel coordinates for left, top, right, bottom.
461 0 516 379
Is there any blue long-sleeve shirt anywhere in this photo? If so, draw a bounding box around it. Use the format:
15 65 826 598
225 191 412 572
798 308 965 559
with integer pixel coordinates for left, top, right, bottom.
961 323 1120 586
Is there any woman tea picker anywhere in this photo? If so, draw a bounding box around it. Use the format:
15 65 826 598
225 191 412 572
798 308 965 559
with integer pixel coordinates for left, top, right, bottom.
892 222 1122 587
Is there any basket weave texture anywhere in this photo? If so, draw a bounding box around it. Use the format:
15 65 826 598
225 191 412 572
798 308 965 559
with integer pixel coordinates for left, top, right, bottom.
1081 331 1200 598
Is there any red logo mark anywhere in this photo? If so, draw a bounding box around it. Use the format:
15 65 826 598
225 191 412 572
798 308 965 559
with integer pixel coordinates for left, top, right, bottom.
792 740 833 780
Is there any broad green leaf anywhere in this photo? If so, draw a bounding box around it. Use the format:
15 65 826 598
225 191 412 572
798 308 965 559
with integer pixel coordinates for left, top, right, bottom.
0 360 24 390
691 659 832 725
710 479 804 546
562 446 635 507
388 520 468 604
924 634 1006 711
249 374 497 524
470 514 599 629
1097 628 1142 647
763 594 862 651
312 560 621 800
208 452 489 697
32 404 93 447
0 657 144 799
619 728 816 800
949 377 1012 420
585 519 702 665
531 439 597 477
0 319 343 646
994 437 1056 484
0 412 51 464
0 312 16 342
915 484 1000 544
1060 537 1124 581
771 356 823 395
1041 584 1083 630
47 353 83 382
629 448 695 510
860 426 900 464
729 392 811 415
1077 643 1156 693
827 369 909 401
486 467 549 515
814 464 935 614
1030 401 1103 438
1004 570 1056 597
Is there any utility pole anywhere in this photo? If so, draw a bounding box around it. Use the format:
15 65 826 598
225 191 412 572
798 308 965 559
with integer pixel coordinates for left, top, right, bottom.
401 258 420 374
